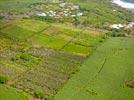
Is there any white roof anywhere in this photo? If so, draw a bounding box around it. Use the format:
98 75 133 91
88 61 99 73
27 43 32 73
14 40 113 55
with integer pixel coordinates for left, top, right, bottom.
37 13 47 17
110 24 125 29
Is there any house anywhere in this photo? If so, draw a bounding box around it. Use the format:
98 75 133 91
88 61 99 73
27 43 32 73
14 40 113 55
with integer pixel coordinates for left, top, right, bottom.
47 0 60 3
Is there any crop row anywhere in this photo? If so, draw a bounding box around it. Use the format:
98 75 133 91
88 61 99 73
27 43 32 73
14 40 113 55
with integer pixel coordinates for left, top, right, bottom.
9 46 85 99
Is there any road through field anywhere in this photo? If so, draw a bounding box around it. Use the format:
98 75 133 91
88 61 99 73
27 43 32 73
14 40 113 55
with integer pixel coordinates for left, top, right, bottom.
54 37 134 100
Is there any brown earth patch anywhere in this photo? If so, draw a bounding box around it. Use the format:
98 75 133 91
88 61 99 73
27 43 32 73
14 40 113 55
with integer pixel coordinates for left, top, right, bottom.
125 78 134 88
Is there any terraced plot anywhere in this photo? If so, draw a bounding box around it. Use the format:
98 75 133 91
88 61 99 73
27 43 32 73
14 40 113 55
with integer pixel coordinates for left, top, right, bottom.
0 19 50 40
55 37 134 100
0 19 105 99
0 0 134 100
0 19 104 56
9 47 85 99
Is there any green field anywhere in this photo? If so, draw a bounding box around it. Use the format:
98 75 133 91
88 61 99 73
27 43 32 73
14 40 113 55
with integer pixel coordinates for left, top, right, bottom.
55 37 134 100
0 84 28 100
0 18 105 99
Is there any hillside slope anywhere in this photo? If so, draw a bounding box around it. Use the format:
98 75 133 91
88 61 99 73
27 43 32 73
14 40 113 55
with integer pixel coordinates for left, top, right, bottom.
55 37 134 100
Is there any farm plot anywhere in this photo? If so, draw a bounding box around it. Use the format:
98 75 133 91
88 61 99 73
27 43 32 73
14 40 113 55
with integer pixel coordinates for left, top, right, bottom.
54 37 134 100
0 45 41 69
0 19 104 56
0 84 28 100
0 19 50 41
0 38 42 82
0 37 11 52
9 47 86 99
42 25 81 40
16 19 50 32
0 24 35 40
72 30 105 47
62 43 91 56
0 62 23 80
0 18 106 99
31 23 104 56
32 33 68 49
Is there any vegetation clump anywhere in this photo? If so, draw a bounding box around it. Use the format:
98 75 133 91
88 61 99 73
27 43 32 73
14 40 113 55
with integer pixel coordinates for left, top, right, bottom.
125 78 134 88
0 76 8 84
106 30 126 37
33 90 46 99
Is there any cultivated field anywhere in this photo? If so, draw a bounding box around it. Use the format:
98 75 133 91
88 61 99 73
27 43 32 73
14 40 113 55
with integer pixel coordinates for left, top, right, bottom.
0 0 134 100
0 84 28 100
55 37 134 100
0 18 105 99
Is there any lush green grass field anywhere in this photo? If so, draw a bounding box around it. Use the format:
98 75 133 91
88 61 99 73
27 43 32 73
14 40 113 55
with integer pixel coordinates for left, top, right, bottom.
0 84 28 100
54 37 134 100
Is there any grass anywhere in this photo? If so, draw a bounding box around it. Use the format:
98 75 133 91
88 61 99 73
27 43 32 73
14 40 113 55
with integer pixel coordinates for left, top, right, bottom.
72 30 105 46
62 43 91 56
0 0 45 13
0 84 28 100
0 19 51 41
54 37 134 100
0 25 35 40
16 19 50 32
33 33 68 49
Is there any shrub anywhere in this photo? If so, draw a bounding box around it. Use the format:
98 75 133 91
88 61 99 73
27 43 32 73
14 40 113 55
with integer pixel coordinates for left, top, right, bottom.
33 90 46 99
0 16 4 19
125 78 134 88
20 53 30 61
106 30 126 37
0 76 8 84
32 15 56 23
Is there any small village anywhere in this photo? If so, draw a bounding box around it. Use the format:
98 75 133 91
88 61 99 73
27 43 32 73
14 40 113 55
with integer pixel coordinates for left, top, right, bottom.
110 22 134 30
33 0 84 18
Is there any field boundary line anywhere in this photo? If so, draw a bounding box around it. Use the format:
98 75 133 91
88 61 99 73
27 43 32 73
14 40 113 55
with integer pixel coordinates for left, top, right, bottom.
67 57 107 100
59 30 83 50
98 57 107 74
